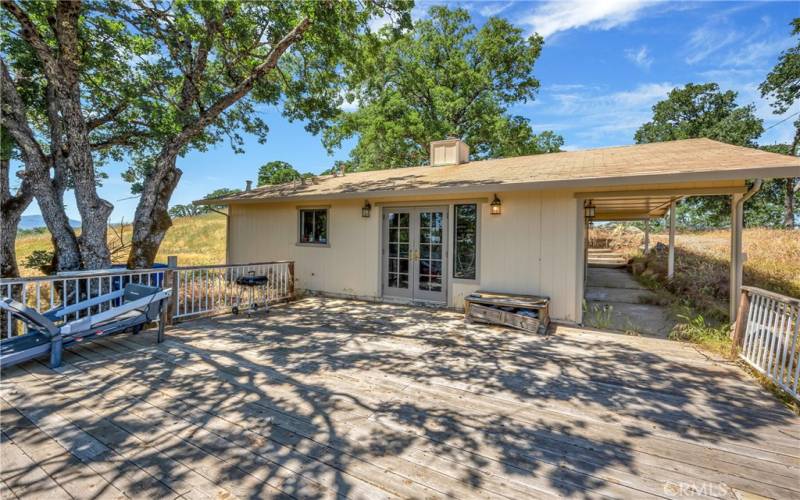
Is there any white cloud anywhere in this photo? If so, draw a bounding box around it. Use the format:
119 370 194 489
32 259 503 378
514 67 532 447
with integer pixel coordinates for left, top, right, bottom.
684 25 740 64
519 0 662 38
683 7 778 65
338 90 360 112
720 36 794 68
478 2 513 18
625 46 653 70
534 82 674 145
367 13 392 32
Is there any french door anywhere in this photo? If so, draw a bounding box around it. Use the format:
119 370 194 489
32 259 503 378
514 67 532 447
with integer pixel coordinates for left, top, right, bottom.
382 207 448 303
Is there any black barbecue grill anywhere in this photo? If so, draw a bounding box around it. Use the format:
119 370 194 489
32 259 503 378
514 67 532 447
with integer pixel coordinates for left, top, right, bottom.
232 271 269 316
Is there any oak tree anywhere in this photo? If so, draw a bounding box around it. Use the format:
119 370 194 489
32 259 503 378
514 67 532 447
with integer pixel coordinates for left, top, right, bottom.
324 6 562 170
106 0 412 268
760 18 799 228
634 83 769 227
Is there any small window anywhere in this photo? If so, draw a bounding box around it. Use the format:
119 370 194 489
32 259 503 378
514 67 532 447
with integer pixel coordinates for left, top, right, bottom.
299 209 328 245
453 204 477 279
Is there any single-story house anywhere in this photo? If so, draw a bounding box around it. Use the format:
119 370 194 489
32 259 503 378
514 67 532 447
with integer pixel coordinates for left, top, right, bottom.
197 138 800 324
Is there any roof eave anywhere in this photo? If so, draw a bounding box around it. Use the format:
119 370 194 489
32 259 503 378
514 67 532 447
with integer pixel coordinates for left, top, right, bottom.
194 163 800 206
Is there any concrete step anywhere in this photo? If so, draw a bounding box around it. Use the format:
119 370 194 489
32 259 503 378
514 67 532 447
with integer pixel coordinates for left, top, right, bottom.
587 262 627 269
586 269 647 289
585 286 661 304
584 300 675 338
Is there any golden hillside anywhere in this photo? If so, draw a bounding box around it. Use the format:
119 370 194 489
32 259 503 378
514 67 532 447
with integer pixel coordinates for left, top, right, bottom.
15 213 227 277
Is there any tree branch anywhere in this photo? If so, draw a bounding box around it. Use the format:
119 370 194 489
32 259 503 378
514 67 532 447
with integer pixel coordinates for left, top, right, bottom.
90 130 149 149
87 102 130 130
177 17 312 143
0 59 50 174
53 0 82 84
1 0 61 79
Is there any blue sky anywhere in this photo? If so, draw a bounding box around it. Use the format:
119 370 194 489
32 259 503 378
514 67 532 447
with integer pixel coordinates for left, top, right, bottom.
19 0 799 222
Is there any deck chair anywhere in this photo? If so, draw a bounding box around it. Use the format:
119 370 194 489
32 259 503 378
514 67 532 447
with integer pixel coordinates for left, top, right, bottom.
0 284 171 369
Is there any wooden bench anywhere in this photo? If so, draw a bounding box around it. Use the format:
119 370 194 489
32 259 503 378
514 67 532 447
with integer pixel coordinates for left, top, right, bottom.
464 291 550 334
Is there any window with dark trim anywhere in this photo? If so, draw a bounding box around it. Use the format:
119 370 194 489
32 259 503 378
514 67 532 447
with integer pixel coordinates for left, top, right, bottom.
453 204 477 279
299 209 328 244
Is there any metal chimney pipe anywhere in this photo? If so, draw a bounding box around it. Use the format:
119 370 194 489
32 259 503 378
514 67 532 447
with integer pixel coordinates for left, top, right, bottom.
245 180 252 192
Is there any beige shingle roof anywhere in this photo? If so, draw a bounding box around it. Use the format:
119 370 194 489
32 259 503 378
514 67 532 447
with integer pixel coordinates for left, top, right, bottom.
198 138 800 204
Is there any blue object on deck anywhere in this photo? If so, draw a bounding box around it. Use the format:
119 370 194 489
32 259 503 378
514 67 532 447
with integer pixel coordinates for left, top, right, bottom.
0 284 171 369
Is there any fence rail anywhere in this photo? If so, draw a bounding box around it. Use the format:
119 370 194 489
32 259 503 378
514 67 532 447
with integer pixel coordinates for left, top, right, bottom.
172 261 293 320
0 260 294 337
733 286 800 402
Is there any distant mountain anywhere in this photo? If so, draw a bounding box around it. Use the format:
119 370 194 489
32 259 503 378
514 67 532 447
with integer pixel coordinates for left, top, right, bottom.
19 215 80 231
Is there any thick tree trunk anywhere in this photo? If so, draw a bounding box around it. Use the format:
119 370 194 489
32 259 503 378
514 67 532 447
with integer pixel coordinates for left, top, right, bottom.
55 1 113 270
0 159 33 277
127 160 182 268
2 59 81 272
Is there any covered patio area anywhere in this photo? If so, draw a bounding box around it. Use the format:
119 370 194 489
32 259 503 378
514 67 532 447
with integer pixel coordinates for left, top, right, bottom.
2 297 799 499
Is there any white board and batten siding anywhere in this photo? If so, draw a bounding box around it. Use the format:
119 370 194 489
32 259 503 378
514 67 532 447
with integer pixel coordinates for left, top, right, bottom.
227 190 582 323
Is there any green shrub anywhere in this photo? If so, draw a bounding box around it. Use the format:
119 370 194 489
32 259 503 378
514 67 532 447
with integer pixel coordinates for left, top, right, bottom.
23 250 55 276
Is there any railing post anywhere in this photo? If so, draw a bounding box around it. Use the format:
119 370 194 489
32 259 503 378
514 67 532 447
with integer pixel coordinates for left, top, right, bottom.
165 256 178 326
288 261 295 299
730 288 750 357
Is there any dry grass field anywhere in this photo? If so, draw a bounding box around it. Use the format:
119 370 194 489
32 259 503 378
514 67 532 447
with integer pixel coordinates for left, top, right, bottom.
15 218 800 309
15 213 228 277
589 225 800 321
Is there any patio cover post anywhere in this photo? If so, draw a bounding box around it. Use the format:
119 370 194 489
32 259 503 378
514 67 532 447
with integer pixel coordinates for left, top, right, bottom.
643 218 650 254
730 193 744 320
667 201 676 279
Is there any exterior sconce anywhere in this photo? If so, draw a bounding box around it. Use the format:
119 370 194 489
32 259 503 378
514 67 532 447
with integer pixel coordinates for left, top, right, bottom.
490 194 502 215
362 200 372 218
584 200 596 220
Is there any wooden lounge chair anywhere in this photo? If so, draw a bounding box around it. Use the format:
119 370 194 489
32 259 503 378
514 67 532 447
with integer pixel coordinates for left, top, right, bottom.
0 283 171 369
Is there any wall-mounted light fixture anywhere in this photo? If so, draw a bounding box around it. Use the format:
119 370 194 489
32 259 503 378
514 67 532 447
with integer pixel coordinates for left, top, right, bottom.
583 200 596 220
490 194 502 215
362 200 372 218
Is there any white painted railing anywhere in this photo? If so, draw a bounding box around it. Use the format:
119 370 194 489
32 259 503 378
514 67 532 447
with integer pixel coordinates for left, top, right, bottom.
0 260 295 337
1 268 166 338
172 261 294 320
733 286 800 401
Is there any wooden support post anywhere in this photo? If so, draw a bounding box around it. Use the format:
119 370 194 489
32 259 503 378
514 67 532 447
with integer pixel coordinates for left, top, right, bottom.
730 194 744 321
643 218 650 254
288 261 295 299
164 256 178 327
667 201 676 279
730 289 750 356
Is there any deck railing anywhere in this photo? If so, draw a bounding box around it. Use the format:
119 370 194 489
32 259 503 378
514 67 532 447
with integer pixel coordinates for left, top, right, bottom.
0 260 294 337
171 261 294 320
732 286 800 401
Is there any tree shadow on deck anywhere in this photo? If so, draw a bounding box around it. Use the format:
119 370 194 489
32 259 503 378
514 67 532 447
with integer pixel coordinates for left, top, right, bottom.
1 296 797 499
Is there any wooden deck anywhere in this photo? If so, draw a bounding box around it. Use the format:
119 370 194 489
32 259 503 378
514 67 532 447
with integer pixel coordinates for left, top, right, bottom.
1 297 798 499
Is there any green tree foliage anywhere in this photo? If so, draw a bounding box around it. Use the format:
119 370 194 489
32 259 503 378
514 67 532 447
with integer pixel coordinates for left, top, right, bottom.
169 187 242 218
760 18 799 228
634 83 775 228
760 19 800 119
2 0 148 271
93 0 412 267
324 6 562 170
258 161 301 186
634 83 763 146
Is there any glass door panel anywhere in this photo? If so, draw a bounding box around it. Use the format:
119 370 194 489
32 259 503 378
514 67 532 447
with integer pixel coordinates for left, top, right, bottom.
383 206 447 303
383 209 412 298
412 208 447 302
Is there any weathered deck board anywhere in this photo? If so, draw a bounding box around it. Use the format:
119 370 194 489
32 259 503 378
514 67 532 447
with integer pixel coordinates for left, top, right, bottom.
1 297 798 499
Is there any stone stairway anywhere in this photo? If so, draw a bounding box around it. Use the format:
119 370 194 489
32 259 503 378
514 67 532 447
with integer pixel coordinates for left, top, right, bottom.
584 264 676 338
586 248 628 268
